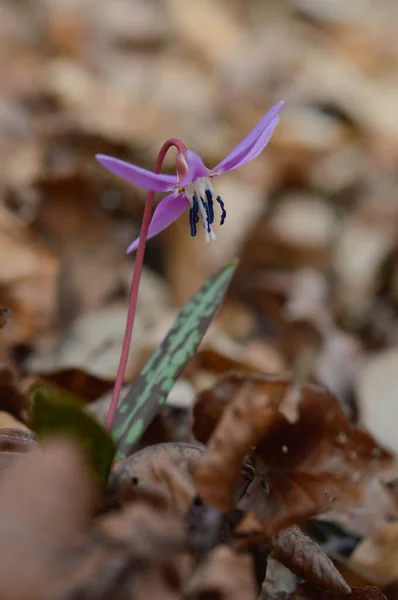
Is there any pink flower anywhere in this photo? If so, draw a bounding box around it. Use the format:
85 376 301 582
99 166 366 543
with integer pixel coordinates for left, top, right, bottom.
96 101 283 253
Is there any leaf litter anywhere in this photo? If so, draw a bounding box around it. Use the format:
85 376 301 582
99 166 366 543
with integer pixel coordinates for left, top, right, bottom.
1 0 398 598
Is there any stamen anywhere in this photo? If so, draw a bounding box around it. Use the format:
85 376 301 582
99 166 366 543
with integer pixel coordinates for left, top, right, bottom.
198 196 210 237
189 195 199 237
200 197 211 234
216 195 227 225
205 189 214 224
189 207 196 237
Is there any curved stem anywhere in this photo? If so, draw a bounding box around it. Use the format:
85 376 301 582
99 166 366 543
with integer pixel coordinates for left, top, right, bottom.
106 138 187 430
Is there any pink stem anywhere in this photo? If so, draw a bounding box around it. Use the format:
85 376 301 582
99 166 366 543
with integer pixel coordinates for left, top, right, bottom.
106 138 187 430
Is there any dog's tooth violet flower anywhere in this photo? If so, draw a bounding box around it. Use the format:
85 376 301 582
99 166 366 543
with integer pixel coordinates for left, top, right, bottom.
96 101 284 253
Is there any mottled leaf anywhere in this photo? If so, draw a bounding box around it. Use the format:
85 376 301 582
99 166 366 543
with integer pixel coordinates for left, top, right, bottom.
31 383 116 484
112 262 237 460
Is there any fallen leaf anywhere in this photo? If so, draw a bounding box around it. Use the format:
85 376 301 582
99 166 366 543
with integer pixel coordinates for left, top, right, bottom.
193 373 392 536
107 442 204 512
271 526 350 593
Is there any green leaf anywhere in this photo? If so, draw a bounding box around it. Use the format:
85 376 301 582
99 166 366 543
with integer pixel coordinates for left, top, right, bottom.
113 262 237 460
31 383 116 484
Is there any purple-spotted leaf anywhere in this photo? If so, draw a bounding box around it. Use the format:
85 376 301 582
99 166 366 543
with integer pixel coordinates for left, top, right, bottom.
112 262 237 460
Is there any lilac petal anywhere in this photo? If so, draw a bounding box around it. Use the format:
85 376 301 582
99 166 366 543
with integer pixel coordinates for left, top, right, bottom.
127 193 190 253
212 101 284 174
96 154 178 192
179 150 208 186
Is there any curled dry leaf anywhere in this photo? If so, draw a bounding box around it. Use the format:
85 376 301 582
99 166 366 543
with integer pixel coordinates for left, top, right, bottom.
107 442 205 513
271 526 350 593
185 546 257 600
193 373 391 536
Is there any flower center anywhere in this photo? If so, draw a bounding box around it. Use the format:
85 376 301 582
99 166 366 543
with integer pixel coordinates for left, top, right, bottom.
183 177 226 242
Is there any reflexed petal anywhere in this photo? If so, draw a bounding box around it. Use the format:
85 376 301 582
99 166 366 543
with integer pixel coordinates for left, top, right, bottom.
96 155 178 192
179 150 208 186
212 101 284 174
127 193 190 253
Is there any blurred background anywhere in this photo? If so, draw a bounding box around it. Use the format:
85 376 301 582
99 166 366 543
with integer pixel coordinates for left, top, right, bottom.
1 0 398 462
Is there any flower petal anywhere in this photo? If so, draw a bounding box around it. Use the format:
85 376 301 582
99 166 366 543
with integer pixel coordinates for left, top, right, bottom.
96 154 178 192
127 193 190 253
212 101 284 174
179 150 208 186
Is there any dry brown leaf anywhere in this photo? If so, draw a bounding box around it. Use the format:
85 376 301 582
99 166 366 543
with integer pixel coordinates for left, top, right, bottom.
107 442 204 512
193 373 391 536
195 380 284 512
271 526 350 593
185 546 257 600
192 372 288 445
32 368 113 403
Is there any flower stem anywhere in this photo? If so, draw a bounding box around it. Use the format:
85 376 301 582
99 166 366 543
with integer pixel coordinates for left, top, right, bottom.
106 138 187 431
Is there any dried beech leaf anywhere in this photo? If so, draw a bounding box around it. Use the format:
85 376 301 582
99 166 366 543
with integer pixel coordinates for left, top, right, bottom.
35 368 113 404
192 372 288 445
251 383 392 536
185 546 257 600
271 526 350 593
194 373 391 535
107 442 204 512
195 380 283 512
